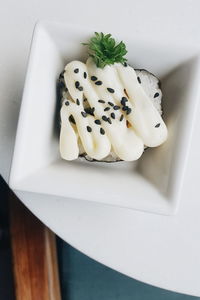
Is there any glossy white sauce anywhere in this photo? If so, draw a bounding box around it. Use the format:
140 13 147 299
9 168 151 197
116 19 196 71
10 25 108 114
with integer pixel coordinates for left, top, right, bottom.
60 58 168 161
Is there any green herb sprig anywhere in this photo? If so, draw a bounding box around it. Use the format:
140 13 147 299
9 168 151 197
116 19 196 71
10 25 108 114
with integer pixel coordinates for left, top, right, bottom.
82 32 127 68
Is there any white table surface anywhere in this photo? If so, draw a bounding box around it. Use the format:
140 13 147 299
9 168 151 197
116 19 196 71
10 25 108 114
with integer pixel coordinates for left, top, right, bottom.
1 0 200 296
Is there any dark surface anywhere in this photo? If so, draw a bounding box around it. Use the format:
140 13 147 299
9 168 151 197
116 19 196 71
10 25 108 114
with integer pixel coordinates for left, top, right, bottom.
57 238 199 300
0 176 15 300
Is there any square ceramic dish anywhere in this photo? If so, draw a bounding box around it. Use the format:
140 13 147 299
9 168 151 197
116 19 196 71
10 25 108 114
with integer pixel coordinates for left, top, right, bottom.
9 21 200 215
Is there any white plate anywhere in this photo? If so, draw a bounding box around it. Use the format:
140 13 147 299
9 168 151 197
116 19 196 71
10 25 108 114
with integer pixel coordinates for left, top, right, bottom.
9 21 200 215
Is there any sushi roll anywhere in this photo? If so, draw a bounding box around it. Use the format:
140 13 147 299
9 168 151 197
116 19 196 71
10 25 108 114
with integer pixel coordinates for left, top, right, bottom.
58 69 163 162
58 33 167 162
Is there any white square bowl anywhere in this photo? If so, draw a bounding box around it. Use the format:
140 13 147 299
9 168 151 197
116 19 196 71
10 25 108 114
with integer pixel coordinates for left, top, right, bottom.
9 20 200 215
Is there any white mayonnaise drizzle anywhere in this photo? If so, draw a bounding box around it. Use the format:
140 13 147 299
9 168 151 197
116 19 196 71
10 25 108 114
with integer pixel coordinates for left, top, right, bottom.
60 58 168 161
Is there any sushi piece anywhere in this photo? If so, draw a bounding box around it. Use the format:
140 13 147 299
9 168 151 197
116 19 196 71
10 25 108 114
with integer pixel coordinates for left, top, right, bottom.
58 33 168 162
58 69 163 162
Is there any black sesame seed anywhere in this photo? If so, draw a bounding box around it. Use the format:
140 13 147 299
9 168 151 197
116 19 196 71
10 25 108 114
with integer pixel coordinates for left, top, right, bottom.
95 81 102 85
91 107 95 114
108 101 114 107
107 87 115 93
84 72 87 79
76 98 80 105
65 101 70 106
87 126 92 132
123 62 128 67
100 128 105 135
120 114 124 121
84 107 94 116
107 117 112 124
81 111 87 118
126 108 132 115
98 99 105 104
104 107 110 111
113 105 120 110
154 92 159 98
78 86 83 91
102 115 108 122
84 98 87 102
95 119 101 125
84 108 90 114
75 81 80 88
137 76 141 84
111 112 115 119
155 123 160 128
91 76 97 81
74 68 79 73
122 106 129 111
121 97 128 106
69 115 76 124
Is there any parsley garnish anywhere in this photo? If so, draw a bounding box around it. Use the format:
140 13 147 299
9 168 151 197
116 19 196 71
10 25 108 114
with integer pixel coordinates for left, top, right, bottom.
82 32 127 68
